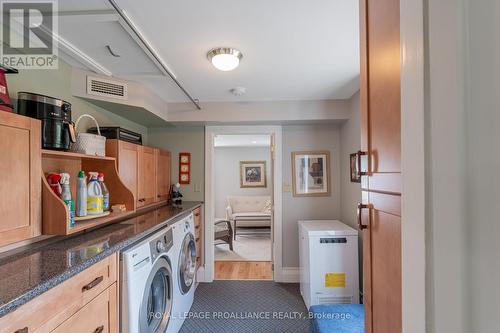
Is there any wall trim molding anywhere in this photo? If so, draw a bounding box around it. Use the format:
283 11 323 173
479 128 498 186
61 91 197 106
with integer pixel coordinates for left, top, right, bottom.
401 0 426 331
280 267 300 283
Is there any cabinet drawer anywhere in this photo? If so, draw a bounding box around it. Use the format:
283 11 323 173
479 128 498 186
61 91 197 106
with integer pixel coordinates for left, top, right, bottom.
51 283 116 333
0 254 117 333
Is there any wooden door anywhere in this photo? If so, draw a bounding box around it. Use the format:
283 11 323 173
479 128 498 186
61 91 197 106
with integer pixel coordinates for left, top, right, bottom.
137 146 156 207
359 0 401 332
156 148 171 202
0 112 41 247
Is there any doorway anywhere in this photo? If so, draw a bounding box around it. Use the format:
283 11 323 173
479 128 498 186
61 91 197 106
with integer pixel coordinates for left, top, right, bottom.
212 134 273 280
202 126 283 283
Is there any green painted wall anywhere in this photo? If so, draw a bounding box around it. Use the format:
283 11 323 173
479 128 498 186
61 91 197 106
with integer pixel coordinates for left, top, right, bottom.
7 60 149 143
148 126 205 201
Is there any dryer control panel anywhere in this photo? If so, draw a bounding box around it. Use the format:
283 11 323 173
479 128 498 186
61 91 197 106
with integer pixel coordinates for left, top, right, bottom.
149 227 173 261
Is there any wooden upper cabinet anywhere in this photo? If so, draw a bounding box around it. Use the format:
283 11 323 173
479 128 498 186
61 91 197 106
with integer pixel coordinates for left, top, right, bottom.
107 140 170 208
137 146 157 207
0 112 41 247
106 140 139 207
156 148 171 202
361 0 401 177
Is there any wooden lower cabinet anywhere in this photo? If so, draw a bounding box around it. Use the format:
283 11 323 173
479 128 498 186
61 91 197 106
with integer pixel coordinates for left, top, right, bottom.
0 253 118 333
51 283 117 333
193 207 203 270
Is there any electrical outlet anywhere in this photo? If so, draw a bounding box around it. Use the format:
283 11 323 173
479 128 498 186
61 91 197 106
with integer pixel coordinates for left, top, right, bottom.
194 183 201 192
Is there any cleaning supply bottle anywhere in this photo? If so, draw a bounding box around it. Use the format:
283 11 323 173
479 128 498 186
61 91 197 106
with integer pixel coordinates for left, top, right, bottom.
47 173 62 197
87 172 103 215
76 170 87 217
98 172 110 212
60 173 75 228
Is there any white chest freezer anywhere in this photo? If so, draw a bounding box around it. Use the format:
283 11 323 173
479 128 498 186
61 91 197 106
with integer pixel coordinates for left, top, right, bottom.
299 220 359 309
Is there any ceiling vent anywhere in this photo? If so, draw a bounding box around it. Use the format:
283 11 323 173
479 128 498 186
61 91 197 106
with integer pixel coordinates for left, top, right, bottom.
86 76 128 100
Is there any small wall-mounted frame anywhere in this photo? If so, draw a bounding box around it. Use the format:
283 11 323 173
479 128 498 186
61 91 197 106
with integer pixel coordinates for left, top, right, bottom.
292 151 330 197
179 152 191 184
350 153 361 183
240 161 267 188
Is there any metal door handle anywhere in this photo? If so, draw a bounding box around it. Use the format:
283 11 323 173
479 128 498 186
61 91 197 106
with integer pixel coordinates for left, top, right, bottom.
82 276 104 292
357 203 371 230
93 326 104 333
357 150 368 176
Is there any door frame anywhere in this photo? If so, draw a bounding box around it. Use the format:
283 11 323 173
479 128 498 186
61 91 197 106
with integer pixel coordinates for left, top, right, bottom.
200 125 283 282
401 0 426 331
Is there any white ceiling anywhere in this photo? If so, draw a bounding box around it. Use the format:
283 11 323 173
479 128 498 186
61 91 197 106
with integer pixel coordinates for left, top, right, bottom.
58 0 359 103
214 135 271 147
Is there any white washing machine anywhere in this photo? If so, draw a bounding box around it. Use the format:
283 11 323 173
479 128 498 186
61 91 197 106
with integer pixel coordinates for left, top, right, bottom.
169 213 197 333
121 225 178 333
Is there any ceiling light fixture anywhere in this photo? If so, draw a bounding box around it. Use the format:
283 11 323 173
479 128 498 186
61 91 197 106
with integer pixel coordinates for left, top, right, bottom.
207 47 243 71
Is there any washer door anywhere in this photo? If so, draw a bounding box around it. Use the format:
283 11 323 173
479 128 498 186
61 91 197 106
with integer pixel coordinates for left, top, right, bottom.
139 256 173 333
178 233 196 294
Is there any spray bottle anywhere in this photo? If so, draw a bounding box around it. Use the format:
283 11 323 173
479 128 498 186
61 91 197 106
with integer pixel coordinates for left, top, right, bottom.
60 173 75 228
76 171 87 217
47 173 62 197
98 172 110 212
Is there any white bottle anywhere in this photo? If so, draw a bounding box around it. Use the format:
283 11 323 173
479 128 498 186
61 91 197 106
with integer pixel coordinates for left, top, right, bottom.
76 170 87 217
87 172 103 215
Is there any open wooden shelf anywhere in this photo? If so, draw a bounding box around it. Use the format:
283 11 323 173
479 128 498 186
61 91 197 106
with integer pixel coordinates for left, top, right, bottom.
42 149 116 161
41 149 136 235
69 210 135 234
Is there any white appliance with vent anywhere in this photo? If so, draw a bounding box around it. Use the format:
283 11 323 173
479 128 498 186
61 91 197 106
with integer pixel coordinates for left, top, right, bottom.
299 220 359 309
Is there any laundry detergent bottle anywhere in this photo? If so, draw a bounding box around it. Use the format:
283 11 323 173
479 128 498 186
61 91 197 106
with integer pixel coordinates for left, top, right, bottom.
86 172 103 215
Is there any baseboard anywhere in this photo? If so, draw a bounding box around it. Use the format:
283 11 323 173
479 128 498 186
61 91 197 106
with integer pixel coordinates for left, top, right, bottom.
280 267 300 283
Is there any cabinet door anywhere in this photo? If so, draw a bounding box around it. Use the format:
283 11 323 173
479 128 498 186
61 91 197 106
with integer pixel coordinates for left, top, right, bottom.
116 141 139 205
156 149 171 202
359 0 401 332
137 146 157 207
0 112 41 247
51 283 117 333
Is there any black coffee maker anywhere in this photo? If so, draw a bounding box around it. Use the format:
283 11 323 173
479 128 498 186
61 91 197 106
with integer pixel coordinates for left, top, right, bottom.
17 92 76 150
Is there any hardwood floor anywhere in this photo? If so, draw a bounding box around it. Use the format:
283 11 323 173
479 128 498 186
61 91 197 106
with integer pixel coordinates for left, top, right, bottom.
214 261 273 280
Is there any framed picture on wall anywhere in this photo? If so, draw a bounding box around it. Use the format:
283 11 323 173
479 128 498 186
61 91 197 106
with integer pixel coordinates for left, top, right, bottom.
350 153 361 183
240 161 266 188
292 151 330 197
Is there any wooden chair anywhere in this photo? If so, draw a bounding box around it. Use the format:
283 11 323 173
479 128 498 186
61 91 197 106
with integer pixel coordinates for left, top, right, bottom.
214 220 233 251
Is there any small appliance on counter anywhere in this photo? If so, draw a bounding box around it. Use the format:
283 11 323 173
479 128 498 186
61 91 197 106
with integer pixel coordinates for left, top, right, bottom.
17 92 76 150
87 126 142 145
0 64 18 113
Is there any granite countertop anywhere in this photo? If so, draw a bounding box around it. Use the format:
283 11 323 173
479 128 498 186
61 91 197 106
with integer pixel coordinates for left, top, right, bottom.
0 201 202 318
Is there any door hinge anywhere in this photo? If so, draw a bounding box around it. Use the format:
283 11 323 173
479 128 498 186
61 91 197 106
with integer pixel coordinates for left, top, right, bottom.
271 263 274 271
